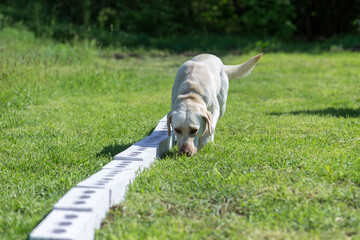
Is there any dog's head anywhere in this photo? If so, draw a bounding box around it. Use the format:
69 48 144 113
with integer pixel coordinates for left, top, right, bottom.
167 107 212 156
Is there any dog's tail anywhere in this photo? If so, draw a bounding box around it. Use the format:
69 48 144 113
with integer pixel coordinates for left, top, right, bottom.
224 53 263 80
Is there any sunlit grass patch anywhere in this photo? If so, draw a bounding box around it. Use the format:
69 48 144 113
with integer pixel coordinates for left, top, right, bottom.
1 28 359 239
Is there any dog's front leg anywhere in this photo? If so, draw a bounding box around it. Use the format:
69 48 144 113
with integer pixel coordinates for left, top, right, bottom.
198 133 212 150
211 133 215 142
210 104 221 140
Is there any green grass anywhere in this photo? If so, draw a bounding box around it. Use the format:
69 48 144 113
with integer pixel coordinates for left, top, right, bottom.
1 28 360 239
96 53 360 239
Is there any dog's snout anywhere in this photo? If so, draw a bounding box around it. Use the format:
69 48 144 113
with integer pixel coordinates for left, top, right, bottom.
180 147 190 156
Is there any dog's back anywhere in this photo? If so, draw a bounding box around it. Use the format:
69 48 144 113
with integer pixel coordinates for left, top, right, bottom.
192 54 224 77
171 54 223 107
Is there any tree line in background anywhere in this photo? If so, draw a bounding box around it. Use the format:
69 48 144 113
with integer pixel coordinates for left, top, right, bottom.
0 0 359 46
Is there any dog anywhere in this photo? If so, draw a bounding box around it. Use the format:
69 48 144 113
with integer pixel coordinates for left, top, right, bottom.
167 53 262 156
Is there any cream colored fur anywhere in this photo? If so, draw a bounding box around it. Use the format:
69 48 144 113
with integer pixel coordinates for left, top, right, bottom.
167 53 262 156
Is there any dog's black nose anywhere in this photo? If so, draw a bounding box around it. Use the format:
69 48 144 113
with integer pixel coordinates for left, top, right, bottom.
180 148 190 156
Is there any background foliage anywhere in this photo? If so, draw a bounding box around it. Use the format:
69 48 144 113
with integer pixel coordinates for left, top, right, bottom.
0 0 359 49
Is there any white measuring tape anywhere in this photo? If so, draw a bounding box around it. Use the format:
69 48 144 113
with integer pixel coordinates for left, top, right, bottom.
30 115 174 240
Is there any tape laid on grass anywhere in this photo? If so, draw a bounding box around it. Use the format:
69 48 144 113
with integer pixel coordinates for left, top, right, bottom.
30 115 174 240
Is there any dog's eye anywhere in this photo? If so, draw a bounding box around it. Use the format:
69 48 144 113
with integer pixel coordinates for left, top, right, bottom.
175 128 182 134
190 128 198 134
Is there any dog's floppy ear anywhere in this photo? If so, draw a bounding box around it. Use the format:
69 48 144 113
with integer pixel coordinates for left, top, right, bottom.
167 111 172 137
201 110 212 136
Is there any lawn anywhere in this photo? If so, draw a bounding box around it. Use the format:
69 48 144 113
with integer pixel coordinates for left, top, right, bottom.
1 28 360 239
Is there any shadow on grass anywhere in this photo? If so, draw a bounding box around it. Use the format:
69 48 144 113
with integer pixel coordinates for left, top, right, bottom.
96 142 133 159
160 148 178 159
97 141 179 160
96 128 157 159
270 107 360 118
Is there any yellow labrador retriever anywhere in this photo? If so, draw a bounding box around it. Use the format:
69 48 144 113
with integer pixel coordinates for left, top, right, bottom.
167 53 262 156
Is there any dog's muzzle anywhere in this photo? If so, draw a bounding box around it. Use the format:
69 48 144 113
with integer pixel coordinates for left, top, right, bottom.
179 145 196 157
